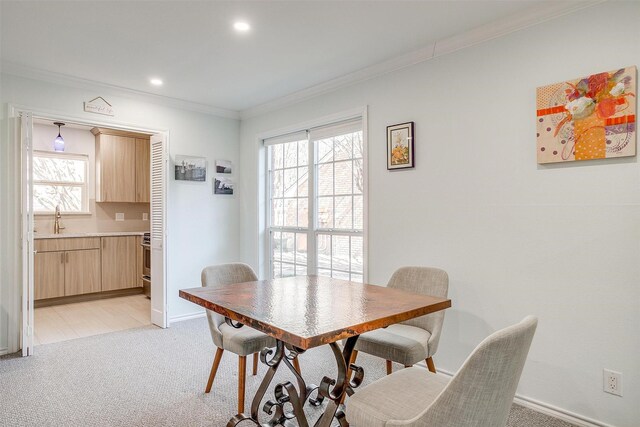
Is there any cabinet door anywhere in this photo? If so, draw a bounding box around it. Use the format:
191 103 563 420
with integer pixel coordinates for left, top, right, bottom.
135 138 150 203
34 251 65 300
65 249 101 296
98 134 136 202
101 236 137 291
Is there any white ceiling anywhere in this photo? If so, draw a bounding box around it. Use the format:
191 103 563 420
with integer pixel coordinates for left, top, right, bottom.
1 1 595 113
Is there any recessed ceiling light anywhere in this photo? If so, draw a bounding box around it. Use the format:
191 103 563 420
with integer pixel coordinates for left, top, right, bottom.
233 21 251 32
150 78 163 86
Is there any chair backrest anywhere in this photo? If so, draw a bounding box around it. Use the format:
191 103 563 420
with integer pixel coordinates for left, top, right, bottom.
388 267 449 356
397 316 538 427
201 263 258 348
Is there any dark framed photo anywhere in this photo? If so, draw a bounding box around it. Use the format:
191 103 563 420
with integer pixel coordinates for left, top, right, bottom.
387 122 414 170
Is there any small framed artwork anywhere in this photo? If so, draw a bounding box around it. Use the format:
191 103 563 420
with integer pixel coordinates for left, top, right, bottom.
215 159 233 174
213 177 234 195
387 121 414 170
175 155 207 182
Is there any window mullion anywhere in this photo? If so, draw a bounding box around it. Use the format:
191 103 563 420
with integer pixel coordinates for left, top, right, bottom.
307 132 317 275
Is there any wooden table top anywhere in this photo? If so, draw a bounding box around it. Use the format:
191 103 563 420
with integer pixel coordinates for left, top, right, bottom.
179 275 451 350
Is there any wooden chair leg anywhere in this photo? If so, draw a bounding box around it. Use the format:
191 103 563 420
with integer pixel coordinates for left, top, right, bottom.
426 357 436 373
238 355 247 414
404 364 413 368
293 356 301 375
386 360 393 375
205 347 224 393
252 352 259 376
351 349 359 365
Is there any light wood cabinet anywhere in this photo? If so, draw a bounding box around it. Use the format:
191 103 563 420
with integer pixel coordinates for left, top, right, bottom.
35 252 65 300
135 138 150 203
65 249 101 295
101 236 138 291
35 248 101 300
92 128 150 203
35 237 100 252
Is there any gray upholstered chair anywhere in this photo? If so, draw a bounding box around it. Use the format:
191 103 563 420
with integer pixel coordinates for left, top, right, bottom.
351 267 449 375
201 263 276 414
346 316 538 427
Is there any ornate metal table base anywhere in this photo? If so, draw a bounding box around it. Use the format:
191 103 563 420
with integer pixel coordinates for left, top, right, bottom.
226 335 363 427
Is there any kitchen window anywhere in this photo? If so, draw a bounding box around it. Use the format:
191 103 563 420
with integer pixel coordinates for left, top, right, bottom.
266 118 366 281
33 151 89 214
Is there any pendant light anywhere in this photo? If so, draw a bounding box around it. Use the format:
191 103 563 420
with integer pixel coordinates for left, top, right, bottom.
53 122 65 152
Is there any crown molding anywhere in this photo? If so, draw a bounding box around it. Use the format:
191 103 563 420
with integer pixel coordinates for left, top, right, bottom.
0 60 240 120
240 0 606 119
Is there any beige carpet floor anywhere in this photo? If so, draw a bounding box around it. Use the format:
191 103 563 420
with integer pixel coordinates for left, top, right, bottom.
0 318 576 426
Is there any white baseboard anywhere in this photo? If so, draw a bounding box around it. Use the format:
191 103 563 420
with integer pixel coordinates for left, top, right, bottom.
419 363 612 427
169 310 206 324
513 395 614 427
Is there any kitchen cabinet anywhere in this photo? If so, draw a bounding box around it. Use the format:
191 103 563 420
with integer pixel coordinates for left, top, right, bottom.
135 138 150 203
34 252 65 300
101 236 138 291
34 237 101 300
65 249 101 295
92 128 150 203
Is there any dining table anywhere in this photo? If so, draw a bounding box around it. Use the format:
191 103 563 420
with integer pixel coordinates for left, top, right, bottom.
179 275 451 427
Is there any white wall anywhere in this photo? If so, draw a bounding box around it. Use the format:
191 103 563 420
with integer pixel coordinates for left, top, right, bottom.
0 73 241 353
239 3 640 426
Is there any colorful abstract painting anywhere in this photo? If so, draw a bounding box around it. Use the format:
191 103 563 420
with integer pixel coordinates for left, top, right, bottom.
536 66 636 164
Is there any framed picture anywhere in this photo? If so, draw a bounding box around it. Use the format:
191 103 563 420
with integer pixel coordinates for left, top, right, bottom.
387 122 414 170
215 159 233 174
213 177 234 195
536 66 636 164
175 155 206 182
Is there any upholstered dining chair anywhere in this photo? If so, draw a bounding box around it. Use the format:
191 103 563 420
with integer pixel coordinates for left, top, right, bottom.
347 316 538 427
201 263 276 414
350 267 449 375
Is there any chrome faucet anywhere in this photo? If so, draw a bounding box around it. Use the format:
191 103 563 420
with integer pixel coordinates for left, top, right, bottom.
53 205 65 234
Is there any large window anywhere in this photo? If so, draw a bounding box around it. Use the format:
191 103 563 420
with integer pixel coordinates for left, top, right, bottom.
33 151 89 214
267 119 365 281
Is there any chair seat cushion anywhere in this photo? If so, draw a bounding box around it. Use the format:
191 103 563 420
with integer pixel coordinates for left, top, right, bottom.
219 323 276 356
347 367 448 427
355 324 431 366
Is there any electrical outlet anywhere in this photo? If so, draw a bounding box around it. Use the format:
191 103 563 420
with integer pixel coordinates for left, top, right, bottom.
604 369 622 396
115 213 125 221
142 213 148 221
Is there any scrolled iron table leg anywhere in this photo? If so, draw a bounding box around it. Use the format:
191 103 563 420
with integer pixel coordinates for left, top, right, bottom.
314 335 361 427
225 325 362 427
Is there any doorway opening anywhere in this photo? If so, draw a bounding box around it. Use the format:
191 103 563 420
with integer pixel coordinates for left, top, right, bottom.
17 108 168 355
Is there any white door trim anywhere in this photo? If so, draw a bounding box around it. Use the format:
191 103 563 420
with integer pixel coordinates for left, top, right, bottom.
8 103 171 355
20 110 34 356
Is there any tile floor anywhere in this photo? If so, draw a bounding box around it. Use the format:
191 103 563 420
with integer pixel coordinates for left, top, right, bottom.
34 294 151 345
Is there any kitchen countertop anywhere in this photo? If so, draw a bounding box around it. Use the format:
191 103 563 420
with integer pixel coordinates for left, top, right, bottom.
34 231 147 239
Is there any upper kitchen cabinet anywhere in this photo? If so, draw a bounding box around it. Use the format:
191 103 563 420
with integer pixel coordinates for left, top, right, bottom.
92 128 150 203
135 138 150 203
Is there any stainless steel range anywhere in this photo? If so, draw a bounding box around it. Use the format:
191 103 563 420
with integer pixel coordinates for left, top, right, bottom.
141 232 151 298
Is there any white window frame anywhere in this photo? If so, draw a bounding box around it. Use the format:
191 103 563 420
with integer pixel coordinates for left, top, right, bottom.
264 111 368 282
33 150 90 215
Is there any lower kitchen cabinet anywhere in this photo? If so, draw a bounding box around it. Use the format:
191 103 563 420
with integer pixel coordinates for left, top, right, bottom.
101 236 138 291
34 249 101 299
34 251 65 300
35 235 142 302
65 249 101 295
